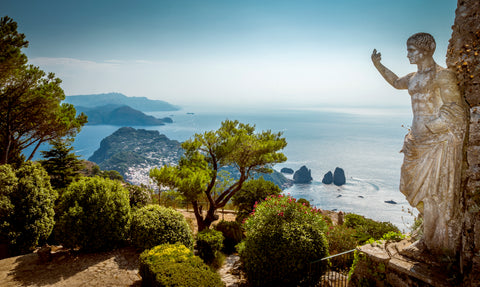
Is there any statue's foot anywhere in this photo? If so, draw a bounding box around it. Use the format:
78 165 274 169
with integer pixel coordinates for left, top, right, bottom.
398 239 427 261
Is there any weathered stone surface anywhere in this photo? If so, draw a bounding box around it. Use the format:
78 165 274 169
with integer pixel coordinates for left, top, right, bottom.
322 171 333 184
293 165 313 184
446 1 480 283
350 240 458 287
333 167 346 186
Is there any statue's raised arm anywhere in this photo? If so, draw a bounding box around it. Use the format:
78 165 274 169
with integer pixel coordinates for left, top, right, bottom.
371 49 410 90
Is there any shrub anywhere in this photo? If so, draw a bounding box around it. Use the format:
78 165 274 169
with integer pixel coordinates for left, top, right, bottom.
196 229 224 264
130 204 193 250
0 162 57 255
127 184 152 208
240 195 329 287
232 177 282 223
296 198 311 207
344 213 400 244
139 243 224 287
55 176 131 251
325 224 359 271
214 220 244 254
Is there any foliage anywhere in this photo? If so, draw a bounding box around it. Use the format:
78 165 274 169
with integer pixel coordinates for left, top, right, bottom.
296 198 311 207
240 195 329 287
344 213 400 244
324 224 358 271
139 243 224 287
55 176 131 251
158 189 185 208
0 16 28 80
232 177 282 223
130 204 193 250
40 139 84 190
0 162 57 255
381 231 405 242
0 17 87 165
348 250 387 286
150 120 287 231
326 225 358 254
127 184 152 208
196 229 224 264
214 220 244 254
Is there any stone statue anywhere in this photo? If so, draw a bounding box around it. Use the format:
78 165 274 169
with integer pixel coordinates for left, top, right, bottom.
371 33 468 255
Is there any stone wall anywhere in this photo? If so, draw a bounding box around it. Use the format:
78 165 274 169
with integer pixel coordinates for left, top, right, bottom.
445 0 480 285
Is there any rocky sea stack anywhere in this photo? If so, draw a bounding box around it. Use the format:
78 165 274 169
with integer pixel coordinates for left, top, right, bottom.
322 167 346 186
293 166 313 184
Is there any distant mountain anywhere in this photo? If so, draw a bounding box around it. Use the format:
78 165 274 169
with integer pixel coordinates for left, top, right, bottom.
76 105 173 126
65 92 180 112
89 127 292 189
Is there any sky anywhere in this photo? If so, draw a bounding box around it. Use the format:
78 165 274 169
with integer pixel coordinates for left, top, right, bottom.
2 0 458 110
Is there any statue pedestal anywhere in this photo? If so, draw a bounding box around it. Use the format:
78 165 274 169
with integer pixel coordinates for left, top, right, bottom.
349 239 461 287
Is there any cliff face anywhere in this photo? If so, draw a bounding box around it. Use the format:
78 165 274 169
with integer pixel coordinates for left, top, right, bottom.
446 0 480 283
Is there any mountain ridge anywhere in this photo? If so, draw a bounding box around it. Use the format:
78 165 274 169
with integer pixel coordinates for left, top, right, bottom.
65 92 180 112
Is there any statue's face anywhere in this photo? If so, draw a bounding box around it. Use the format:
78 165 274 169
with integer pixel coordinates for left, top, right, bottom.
407 45 424 64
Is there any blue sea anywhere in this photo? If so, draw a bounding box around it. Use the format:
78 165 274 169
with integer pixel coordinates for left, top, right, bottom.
70 107 416 230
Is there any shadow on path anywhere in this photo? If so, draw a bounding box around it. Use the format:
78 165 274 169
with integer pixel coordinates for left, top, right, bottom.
5 246 141 286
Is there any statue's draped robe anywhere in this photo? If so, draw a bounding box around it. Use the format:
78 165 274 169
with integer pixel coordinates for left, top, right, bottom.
399 68 467 253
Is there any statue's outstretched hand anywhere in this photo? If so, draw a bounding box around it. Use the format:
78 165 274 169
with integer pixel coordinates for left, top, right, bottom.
371 49 382 65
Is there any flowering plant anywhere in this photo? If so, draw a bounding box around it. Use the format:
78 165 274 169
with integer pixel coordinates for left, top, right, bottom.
240 194 329 287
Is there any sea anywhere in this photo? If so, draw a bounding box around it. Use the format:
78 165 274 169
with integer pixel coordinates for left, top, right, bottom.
69 106 416 231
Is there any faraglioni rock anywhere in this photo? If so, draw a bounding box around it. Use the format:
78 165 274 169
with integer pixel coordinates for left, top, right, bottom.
293 166 313 184
280 167 294 174
333 167 346 186
322 171 333 184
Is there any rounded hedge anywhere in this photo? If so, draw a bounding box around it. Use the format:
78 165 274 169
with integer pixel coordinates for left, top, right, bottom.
241 195 329 287
0 162 57 255
130 204 193 250
214 220 244 254
196 229 224 264
55 176 131 251
127 184 152 208
139 243 224 287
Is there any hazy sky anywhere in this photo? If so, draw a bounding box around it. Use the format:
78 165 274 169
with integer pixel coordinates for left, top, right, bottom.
3 0 458 109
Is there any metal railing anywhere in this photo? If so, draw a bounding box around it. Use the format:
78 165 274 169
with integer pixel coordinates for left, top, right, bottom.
309 249 356 287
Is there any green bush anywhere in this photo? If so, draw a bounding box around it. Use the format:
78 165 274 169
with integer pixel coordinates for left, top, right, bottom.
296 198 311 207
55 176 131 251
232 177 282 223
139 243 224 287
130 204 193 250
214 220 244 254
127 184 152 208
344 213 400 244
0 162 57 255
196 229 224 264
240 195 329 287
325 224 359 271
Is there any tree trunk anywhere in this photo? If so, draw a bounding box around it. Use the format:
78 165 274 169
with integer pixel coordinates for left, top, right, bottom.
446 0 480 284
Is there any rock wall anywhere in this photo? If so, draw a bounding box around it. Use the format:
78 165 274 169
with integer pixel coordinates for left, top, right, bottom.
446 0 480 284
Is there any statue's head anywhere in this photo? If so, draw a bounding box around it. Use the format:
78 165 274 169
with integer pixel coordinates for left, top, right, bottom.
406 33 436 64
